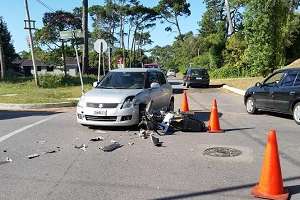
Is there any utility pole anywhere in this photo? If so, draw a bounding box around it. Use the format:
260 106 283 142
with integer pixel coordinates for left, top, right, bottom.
224 0 234 36
24 0 38 86
0 42 5 79
82 0 89 73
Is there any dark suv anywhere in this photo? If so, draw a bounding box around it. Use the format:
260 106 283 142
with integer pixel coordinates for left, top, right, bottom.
183 68 210 88
244 68 300 124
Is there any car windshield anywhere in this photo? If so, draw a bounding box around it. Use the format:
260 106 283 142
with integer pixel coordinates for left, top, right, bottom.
191 69 207 76
97 72 145 89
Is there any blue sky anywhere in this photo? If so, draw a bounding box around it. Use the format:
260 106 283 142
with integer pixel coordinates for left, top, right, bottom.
0 0 206 53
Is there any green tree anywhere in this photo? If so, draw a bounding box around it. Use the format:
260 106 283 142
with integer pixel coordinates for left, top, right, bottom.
243 0 290 76
156 0 191 40
34 11 81 76
0 17 17 74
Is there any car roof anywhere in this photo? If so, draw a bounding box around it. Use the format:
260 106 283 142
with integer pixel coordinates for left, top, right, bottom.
188 68 207 70
275 67 300 73
111 68 161 73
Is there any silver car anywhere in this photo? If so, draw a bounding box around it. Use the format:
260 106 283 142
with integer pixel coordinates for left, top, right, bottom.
77 68 174 127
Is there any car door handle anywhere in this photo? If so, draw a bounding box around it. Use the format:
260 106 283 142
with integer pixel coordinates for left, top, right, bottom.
289 91 296 95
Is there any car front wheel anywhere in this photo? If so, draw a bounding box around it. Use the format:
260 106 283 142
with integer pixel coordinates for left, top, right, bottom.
293 102 300 125
246 97 257 114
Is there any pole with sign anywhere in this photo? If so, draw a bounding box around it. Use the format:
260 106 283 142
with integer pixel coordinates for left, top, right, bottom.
94 39 108 82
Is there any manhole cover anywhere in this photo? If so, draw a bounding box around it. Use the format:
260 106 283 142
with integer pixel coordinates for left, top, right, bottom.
203 147 242 157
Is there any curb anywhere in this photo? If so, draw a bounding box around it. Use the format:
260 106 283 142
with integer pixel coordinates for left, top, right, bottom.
222 85 246 96
0 102 77 111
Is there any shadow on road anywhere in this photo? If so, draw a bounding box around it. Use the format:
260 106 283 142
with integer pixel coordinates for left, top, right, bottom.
288 185 300 200
191 111 222 122
258 111 293 121
224 127 255 132
0 110 58 120
150 176 300 200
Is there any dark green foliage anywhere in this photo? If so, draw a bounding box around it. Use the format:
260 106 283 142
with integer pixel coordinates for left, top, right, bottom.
0 17 17 68
39 74 98 88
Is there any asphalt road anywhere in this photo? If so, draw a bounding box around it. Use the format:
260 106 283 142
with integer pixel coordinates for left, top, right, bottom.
0 80 300 200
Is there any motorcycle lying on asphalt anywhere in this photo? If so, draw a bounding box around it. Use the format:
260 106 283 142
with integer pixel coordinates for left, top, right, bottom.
138 101 207 136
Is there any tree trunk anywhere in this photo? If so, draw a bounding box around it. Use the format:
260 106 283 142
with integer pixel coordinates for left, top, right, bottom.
175 16 183 41
82 0 89 74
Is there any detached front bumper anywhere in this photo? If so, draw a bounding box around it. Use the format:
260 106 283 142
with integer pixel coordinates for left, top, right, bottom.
76 105 139 127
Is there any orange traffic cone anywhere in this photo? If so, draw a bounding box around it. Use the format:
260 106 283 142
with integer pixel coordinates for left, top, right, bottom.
251 130 289 200
181 91 189 112
208 98 223 133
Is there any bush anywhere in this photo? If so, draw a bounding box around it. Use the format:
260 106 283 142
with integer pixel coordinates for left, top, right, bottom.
39 74 64 88
209 67 242 79
39 74 98 88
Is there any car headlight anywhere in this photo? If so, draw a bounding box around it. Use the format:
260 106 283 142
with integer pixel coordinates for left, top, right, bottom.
121 96 136 109
77 96 85 108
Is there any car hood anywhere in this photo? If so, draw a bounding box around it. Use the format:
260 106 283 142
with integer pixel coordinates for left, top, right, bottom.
83 88 143 103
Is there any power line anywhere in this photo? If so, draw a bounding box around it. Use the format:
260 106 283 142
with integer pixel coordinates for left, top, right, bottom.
35 0 55 12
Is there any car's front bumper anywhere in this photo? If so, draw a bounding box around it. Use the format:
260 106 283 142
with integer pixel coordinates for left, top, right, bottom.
76 105 139 127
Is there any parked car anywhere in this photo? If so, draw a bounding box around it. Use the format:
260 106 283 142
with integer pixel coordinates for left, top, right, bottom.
167 69 176 77
183 68 210 88
244 67 300 124
77 68 174 127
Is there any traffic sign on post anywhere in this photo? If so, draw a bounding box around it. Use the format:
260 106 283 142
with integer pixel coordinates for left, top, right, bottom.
59 29 83 40
94 39 108 53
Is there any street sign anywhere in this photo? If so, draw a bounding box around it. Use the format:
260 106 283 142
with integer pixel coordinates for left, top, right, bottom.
94 39 108 53
59 29 83 40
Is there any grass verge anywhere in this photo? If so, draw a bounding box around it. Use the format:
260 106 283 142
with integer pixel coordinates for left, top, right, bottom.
211 77 263 90
0 80 92 104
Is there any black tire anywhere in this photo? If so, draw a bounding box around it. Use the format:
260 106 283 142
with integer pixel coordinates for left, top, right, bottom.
293 102 300 125
183 81 186 86
246 97 257 114
187 83 190 88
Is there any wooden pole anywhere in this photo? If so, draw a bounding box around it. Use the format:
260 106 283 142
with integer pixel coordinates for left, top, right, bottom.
24 0 38 86
0 43 5 79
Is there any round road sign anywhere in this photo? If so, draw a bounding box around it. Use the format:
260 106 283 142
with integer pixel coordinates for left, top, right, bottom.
94 39 108 53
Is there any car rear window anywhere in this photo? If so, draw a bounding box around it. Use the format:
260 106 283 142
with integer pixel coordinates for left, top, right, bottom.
190 69 208 76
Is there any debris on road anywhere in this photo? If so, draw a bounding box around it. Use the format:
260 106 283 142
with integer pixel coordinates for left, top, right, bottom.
45 149 58 154
100 141 123 152
0 157 12 165
150 134 163 147
36 140 46 144
128 142 134 146
90 137 104 142
74 144 88 151
3 150 7 153
138 129 148 139
27 154 40 159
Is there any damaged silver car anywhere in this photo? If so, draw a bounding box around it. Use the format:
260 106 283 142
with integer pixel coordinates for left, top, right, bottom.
77 68 174 127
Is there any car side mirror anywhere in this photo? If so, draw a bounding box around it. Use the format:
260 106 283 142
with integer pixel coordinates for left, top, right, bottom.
150 82 160 89
255 82 262 87
93 81 99 88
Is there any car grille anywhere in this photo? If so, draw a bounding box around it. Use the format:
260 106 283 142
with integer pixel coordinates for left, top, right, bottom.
86 103 119 108
85 115 117 122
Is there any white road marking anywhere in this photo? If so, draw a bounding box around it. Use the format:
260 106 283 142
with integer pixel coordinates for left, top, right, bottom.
0 114 58 143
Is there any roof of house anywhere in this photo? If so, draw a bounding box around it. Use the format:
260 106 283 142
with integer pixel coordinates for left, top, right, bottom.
13 59 48 67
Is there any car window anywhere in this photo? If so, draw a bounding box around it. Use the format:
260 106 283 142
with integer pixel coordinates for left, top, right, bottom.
281 72 297 87
146 71 159 88
264 72 284 86
158 72 166 85
294 73 300 86
97 72 145 89
191 69 208 76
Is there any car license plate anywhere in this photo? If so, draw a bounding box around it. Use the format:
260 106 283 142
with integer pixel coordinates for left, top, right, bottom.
94 110 107 116
196 77 202 80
